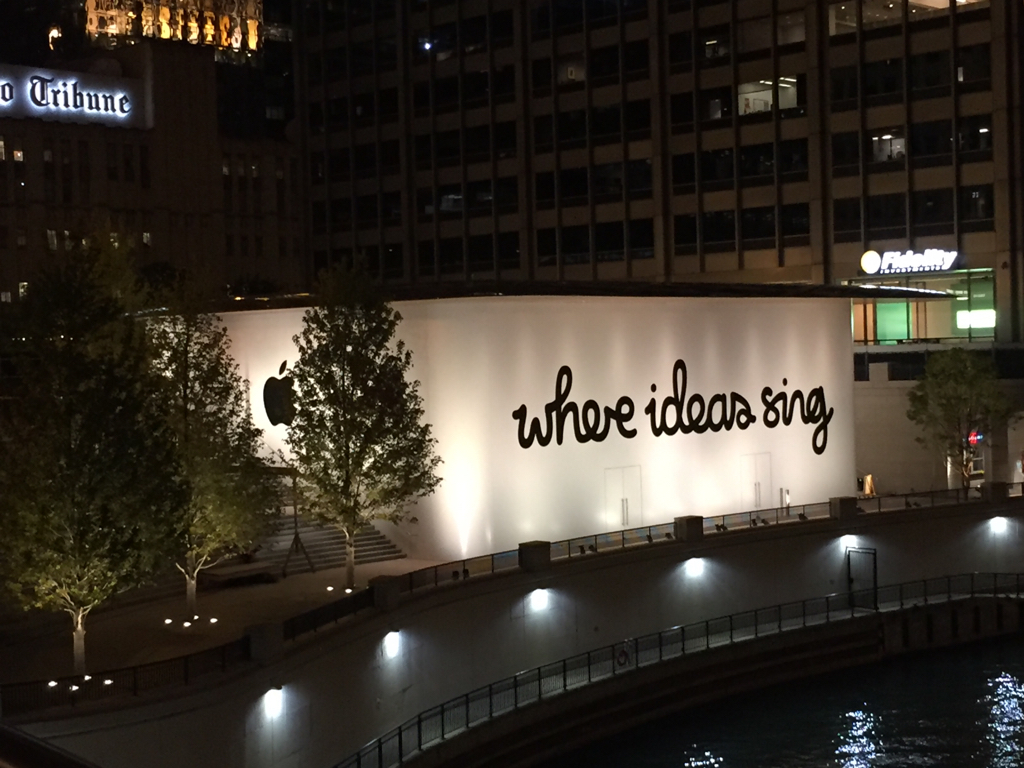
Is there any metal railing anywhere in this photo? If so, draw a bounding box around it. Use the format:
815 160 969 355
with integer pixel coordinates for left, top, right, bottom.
333 572 1024 768
284 587 375 641
2 486 1016 719
0 636 250 719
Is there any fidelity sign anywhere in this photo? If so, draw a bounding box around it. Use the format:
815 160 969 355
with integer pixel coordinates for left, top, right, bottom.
860 248 959 275
0 64 147 128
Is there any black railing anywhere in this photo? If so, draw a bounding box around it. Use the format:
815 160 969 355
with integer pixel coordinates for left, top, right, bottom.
283 588 375 641
3 486 1016 719
0 636 250 718
333 572 1024 768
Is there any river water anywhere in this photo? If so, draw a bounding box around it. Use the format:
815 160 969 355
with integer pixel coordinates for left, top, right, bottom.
547 637 1024 768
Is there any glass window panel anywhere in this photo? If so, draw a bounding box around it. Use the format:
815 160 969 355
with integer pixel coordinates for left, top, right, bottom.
737 17 771 54
738 81 773 115
862 0 904 30
777 12 806 45
867 127 905 162
828 2 857 35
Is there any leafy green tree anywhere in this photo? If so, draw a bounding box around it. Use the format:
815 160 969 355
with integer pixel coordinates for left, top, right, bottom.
287 269 441 589
148 280 281 615
0 245 185 674
907 348 1015 489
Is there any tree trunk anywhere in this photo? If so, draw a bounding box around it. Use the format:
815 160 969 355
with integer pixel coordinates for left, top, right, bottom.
344 528 356 590
72 610 87 676
186 574 198 616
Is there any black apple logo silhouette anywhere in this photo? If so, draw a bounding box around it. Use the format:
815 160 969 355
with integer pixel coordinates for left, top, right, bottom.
263 360 296 427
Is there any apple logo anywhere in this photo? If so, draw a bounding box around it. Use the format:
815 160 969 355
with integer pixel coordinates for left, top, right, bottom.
263 360 296 427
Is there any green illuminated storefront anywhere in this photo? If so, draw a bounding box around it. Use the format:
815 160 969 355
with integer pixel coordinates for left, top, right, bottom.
844 250 995 344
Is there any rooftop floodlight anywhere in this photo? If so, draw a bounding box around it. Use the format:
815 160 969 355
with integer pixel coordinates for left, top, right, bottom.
384 631 401 659
990 517 1008 535
840 534 859 549
684 558 705 578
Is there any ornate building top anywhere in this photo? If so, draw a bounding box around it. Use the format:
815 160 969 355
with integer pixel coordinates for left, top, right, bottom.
85 0 262 53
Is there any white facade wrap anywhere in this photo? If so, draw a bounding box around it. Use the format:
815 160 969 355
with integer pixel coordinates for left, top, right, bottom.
222 296 856 561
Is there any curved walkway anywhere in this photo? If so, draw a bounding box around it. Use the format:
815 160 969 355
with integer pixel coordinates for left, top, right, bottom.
334 572 1024 768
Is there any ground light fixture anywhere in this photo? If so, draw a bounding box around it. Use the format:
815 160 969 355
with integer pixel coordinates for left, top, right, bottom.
345 588 353 594
990 517 1008 535
383 631 401 659
528 588 550 612
326 586 334 592
209 617 218 624
684 557 705 577
263 686 284 719
183 621 191 628
164 618 172 625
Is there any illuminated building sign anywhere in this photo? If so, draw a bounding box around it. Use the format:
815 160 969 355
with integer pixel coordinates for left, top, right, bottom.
0 64 147 128
221 297 856 561
860 249 959 275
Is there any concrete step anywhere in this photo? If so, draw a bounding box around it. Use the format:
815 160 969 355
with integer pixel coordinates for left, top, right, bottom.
213 516 406 577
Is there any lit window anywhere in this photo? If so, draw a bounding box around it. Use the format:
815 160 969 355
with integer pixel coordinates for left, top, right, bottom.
13 150 24 162
142 231 152 246
0 292 11 303
222 158 230 175
43 149 53 162
109 232 119 249
0 137 5 161
46 229 57 251
18 282 28 298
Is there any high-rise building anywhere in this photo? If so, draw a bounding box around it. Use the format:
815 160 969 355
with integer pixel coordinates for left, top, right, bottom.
299 0 1024 345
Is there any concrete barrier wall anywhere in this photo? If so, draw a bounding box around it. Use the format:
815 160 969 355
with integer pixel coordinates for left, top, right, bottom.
21 500 1024 768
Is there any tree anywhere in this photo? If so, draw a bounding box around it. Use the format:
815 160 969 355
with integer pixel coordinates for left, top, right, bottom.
907 348 1015 489
286 269 441 589
147 279 281 615
0 245 185 675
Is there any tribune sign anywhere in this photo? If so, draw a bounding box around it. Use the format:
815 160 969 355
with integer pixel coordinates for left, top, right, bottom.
0 63 148 129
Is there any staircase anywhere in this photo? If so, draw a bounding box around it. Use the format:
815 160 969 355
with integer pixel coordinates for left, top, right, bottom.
249 515 406 576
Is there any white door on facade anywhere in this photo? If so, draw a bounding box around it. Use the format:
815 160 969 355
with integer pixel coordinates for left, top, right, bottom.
741 452 772 510
605 466 642 528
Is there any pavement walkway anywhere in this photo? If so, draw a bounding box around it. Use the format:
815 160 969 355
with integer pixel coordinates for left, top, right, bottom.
0 558 441 685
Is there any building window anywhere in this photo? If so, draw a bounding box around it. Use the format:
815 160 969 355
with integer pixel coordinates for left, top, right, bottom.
863 58 903 104
959 115 992 159
827 2 857 36
910 50 950 96
537 228 557 267
862 0 904 33
668 32 692 73
468 234 494 273
867 127 906 167
738 81 774 117
595 222 624 262
672 153 696 194
46 229 58 251
0 136 5 161
701 148 734 190
958 44 991 89
106 143 118 181
699 26 730 66
779 139 809 179
628 219 654 260
912 188 954 235
737 17 771 56
910 121 952 166
781 203 810 240
626 159 652 199
960 185 994 229
497 231 520 270
702 210 735 251
561 225 590 265
739 143 773 185
700 87 733 123
674 214 697 255
439 238 463 275
832 131 860 175
833 199 861 242
777 11 806 46
418 241 435 276
741 206 775 247
830 65 858 107
867 193 906 237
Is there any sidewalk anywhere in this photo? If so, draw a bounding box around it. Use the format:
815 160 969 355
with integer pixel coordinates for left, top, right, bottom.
0 558 440 685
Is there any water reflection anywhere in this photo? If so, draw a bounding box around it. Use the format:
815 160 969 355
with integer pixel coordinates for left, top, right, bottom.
983 672 1024 767
679 748 724 767
835 709 880 768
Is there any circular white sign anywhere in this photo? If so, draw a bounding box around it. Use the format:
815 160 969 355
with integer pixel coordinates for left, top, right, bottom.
860 250 882 275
